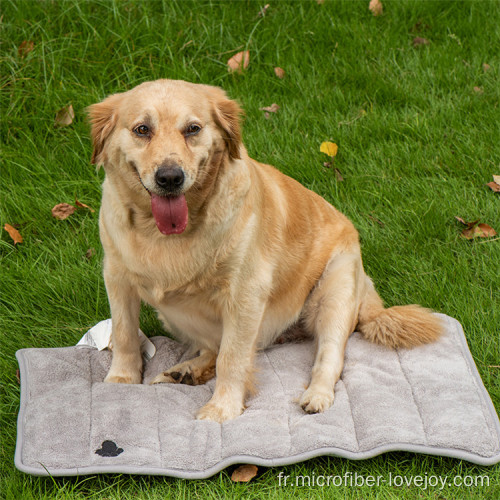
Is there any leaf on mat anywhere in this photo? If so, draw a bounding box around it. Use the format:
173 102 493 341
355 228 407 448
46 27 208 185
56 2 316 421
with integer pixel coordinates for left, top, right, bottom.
482 63 490 72
320 141 338 157
4 223 23 244
257 3 270 17
75 198 95 212
231 464 258 482
18 40 34 58
413 37 430 47
274 66 286 79
55 104 75 127
369 0 383 17
52 203 76 220
227 51 249 73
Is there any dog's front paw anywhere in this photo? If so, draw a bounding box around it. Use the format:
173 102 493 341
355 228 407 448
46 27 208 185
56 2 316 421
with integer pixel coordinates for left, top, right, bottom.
196 400 243 423
299 387 334 414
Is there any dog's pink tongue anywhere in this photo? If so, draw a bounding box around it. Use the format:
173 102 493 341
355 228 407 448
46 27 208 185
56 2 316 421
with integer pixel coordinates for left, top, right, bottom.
151 194 188 235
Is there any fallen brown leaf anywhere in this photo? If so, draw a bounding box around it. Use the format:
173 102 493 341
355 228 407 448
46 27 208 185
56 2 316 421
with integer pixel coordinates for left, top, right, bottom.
455 216 478 228
75 198 95 212
16 369 21 384
260 103 280 113
482 63 490 72
4 223 23 244
369 0 383 16
52 203 76 220
85 248 95 260
334 168 344 181
486 181 500 193
413 37 430 47
461 223 497 240
274 67 285 79
227 51 249 73
18 40 34 58
473 86 484 94
231 464 258 482
55 104 75 127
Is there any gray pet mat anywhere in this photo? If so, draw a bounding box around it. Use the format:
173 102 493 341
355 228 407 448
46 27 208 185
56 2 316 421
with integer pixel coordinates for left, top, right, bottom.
15 314 500 478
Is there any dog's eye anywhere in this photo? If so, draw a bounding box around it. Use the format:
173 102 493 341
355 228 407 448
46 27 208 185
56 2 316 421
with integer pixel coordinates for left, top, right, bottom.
184 124 202 137
134 125 150 137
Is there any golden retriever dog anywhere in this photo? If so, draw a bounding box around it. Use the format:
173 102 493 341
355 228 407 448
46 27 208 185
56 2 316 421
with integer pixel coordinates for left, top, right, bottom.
88 79 442 423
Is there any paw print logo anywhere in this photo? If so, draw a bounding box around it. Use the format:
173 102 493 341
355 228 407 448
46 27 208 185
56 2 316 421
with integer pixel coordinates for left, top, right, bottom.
95 440 124 457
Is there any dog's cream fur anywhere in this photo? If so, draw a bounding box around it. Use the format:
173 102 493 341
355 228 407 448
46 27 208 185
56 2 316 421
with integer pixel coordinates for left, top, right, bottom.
88 79 442 423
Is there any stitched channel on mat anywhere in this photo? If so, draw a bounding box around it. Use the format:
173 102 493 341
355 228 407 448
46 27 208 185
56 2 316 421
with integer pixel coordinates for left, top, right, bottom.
341 375 361 453
154 385 163 468
395 348 428 446
448 317 499 451
88 351 94 466
265 350 293 456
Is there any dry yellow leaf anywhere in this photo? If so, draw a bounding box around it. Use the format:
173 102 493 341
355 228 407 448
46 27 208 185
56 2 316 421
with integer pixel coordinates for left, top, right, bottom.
369 0 383 16
227 51 249 73
320 141 338 157
231 464 258 482
4 223 23 245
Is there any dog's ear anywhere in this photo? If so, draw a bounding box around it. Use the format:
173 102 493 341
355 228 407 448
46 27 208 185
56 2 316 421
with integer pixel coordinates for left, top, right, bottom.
87 93 123 165
209 88 242 160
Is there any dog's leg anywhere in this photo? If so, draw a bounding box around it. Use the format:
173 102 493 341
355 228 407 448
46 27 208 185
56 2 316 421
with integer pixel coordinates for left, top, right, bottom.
103 268 142 384
197 302 264 423
300 252 362 413
150 349 217 386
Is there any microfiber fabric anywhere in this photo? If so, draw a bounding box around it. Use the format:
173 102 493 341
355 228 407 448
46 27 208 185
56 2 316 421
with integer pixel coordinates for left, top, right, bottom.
15 314 500 478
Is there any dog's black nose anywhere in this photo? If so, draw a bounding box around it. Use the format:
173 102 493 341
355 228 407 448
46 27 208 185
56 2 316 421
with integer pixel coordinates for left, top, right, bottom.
155 167 185 192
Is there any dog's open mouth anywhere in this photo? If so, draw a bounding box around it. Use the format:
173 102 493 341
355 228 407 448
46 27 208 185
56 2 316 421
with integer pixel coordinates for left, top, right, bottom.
151 194 188 235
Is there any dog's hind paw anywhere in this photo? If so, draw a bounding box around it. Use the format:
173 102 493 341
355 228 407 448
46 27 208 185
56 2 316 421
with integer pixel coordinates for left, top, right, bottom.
150 369 195 385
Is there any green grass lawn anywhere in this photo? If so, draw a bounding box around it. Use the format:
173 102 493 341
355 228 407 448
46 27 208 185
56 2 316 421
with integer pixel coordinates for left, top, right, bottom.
1 0 499 498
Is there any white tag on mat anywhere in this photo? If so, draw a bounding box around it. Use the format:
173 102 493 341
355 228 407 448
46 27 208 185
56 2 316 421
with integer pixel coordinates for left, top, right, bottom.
76 319 156 361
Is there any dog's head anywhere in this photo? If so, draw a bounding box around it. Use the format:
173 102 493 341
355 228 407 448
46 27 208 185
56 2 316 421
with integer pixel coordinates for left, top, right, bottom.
87 80 242 234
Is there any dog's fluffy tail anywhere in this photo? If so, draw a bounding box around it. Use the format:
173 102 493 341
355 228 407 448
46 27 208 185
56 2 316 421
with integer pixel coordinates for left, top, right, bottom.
357 276 442 348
